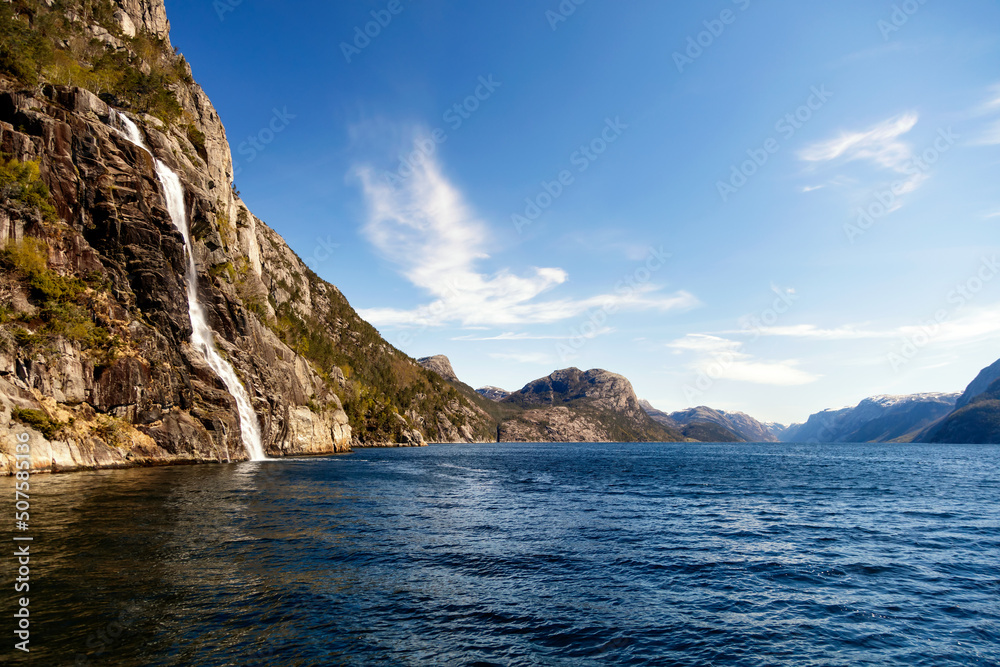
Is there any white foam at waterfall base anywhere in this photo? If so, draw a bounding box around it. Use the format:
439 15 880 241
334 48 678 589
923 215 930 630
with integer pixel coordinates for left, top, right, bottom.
109 110 266 461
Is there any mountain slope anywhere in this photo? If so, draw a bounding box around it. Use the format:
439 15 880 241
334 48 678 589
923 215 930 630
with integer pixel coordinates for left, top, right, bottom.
0 0 495 473
476 385 511 402
926 358 1000 444
669 406 778 442
954 358 1000 409
639 401 779 443
781 394 959 443
499 368 684 442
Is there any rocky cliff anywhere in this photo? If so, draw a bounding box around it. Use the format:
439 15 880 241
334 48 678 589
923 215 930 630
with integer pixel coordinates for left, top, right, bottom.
417 355 459 384
499 368 683 442
0 0 496 473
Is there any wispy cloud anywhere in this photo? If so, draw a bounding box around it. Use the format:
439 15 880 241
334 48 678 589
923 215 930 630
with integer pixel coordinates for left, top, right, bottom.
800 113 918 166
667 334 820 386
973 119 1000 146
719 308 1000 346
718 324 895 340
973 83 1000 116
452 328 615 341
488 351 556 365
799 112 928 198
353 135 697 327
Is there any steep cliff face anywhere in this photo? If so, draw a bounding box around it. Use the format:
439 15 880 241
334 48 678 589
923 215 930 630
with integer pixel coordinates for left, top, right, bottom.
417 355 459 384
0 0 495 472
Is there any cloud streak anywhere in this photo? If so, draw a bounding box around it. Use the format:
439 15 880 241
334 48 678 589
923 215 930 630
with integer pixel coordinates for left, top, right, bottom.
353 136 697 328
799 112 929 202
668 334 820 386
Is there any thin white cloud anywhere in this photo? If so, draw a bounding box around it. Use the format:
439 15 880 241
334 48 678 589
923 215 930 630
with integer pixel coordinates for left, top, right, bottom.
720 324 896 340
798 112 927 199
667 334 820 386
353 136 698 327
488 351 556 365
452 327 615 342
973 83 1000 116
973 119 1000 146
800 112 918 166
720 307 1000 347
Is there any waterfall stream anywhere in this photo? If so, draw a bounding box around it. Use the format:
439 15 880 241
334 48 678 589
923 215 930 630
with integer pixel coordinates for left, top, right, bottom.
109 110 266 461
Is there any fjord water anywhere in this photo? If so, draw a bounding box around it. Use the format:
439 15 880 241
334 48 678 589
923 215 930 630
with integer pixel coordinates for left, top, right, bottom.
3 443 998 665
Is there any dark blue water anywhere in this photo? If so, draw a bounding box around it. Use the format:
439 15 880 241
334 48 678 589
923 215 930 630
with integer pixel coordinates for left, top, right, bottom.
2 442 999 665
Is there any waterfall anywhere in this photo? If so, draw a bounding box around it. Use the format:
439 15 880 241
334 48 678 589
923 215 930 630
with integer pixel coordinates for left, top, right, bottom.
109 110 266 461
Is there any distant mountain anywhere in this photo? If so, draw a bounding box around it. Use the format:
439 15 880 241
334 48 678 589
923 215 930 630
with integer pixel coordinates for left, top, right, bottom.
644 404 779 443
765 422 788 440
476 386 511 402
417 355 460 384
781 393 959 443
500 369 684 442
926 358 1000 444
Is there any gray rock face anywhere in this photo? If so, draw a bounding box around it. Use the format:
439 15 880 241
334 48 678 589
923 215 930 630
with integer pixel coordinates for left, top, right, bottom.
498 406 609 442
417 355 460 383
507 368 644 419
500 369 683 442
113 0 171 40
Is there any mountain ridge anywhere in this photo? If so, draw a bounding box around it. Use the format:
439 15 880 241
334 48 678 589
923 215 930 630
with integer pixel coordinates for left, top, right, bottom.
781 393 959 443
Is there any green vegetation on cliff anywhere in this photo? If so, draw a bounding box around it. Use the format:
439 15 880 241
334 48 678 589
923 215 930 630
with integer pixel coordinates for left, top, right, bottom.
0 157 57 222
1 235 114 355
0 0 185 122
264 266 495 444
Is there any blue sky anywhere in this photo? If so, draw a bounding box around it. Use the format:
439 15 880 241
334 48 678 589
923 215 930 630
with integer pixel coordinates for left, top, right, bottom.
165 0 1000 424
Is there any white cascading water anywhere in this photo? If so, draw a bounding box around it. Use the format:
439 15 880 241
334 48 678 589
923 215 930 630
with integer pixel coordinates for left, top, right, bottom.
110 110 266 461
